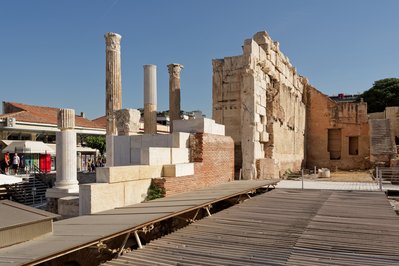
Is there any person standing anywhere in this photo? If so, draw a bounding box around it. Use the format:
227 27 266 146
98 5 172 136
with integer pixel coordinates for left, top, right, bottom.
12 153 20 175
4 152 10 175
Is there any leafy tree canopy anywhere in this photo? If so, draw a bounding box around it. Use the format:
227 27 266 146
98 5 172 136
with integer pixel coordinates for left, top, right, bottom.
359 78 399 113
84 135 106 155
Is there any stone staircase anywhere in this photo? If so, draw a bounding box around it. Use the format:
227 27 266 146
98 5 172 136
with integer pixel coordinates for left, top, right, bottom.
6 176 48 206
370 119 397 155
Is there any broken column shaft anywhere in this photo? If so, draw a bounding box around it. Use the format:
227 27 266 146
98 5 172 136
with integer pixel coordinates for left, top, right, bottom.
105 32 122 166
167 63 183 132
105 32 122 135
55 109 78 191
143 64 157 134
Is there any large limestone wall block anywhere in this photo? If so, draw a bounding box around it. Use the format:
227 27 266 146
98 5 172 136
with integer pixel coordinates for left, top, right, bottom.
173 118 225 136
170 148 190 164
151 134 172 147
163 163 194 177
58 196 79 218
130 135 143 148
130 148 141 164
114 136 131 166
131 134 173 148
97 165 140 183
79 183 124 215
138 165 163 178
212 124 225 136
124 179 152 205
141 147 171 165
172 132 190 148
97 165 163 183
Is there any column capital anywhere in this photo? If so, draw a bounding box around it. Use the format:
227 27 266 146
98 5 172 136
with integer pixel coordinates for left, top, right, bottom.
104 32 122 51
167 63 184 78
57 108 75 130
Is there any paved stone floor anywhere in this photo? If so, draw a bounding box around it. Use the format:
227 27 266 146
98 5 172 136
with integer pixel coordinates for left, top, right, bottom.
276 180 399 191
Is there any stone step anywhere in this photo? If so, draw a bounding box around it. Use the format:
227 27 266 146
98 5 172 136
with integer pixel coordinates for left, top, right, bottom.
131 147 190 165
162 163 194 177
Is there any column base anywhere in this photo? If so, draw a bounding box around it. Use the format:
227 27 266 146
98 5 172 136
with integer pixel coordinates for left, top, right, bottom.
46 187 79 199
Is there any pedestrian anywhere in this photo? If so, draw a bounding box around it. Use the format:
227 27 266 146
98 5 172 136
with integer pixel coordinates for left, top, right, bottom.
91 161 96 172
20 155 25 174
4 152 10 175
12 153 20 175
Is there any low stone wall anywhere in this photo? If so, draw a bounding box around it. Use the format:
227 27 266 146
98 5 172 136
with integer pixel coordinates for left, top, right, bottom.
153 133 234 196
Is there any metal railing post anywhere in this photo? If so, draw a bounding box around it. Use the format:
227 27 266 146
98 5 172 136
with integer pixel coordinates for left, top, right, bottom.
301 169 304 190
379 168 382 191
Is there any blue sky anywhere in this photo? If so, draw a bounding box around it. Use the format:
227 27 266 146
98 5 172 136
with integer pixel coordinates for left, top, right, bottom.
1 0 398 119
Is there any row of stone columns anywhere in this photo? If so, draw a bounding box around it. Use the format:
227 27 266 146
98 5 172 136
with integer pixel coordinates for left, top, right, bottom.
47 33 185 212
105 32 184 137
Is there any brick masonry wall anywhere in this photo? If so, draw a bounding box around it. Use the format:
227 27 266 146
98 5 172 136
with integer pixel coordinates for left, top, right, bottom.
154 133 234 196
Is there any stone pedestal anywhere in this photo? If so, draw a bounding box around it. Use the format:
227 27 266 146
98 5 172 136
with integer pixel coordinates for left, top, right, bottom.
144 65 157 134
168 64 183 132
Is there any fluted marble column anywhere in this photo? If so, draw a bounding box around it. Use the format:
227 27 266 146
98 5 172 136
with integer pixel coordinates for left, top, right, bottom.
54 109 78 191
105 32 122 166
168 63 183 132
144 64 157 134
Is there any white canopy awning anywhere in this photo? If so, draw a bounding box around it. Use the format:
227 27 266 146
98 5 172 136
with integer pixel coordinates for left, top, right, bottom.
2 141 55 155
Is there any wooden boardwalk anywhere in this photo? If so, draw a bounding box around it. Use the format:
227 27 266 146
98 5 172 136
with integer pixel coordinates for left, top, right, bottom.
0 180 277 266
104 189 399 266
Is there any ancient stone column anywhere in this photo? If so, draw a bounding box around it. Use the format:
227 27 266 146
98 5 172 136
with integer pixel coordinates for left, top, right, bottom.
105 32 122 135
167 63 183 132
105 32 122 166
144 65 157 134
54 109 78 191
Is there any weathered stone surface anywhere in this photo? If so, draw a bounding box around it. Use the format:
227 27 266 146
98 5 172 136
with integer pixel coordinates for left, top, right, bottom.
213 31 307 179
163 163 194 177
168 63 183 131
58 196 79 218
80 182 124 215
115 108 140 136
79 179 153 215
57 108 75 129
105 32 122 136
96 165 162 183
173 118 225 136
305 86 370 170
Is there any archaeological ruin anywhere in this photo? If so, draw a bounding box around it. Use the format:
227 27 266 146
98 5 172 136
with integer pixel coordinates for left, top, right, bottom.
212 31 396 179
2 28 399 266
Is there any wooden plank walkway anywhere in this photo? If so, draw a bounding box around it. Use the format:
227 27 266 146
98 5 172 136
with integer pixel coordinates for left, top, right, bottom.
0 180 277 266
104 189 399 266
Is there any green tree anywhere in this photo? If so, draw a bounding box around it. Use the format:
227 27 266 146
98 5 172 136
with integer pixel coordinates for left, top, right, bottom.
359 78 399 113
84 135 106 155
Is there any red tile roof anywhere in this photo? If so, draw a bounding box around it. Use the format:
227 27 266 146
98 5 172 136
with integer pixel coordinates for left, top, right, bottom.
1 102 105 129
92 116 107 129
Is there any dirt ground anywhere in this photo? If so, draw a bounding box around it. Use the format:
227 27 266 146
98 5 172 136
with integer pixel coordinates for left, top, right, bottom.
305 170 374 182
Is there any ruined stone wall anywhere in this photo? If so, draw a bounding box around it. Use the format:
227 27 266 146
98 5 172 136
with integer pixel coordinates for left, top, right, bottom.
305 86 370 170
384 107 399 141
153 133 234 196
213 31 306 179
